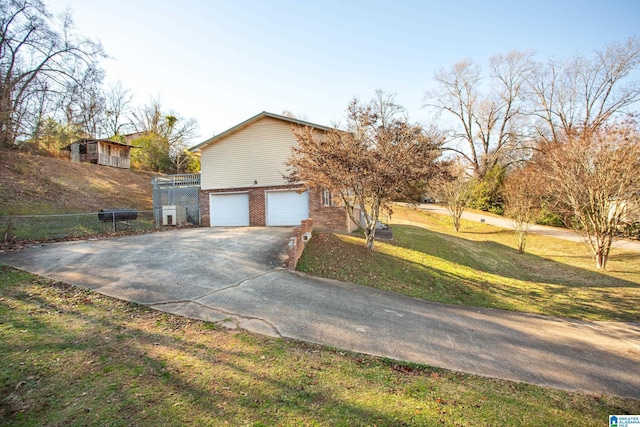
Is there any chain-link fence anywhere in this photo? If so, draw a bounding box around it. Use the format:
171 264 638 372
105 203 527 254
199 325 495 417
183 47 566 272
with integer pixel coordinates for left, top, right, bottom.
152 174 201 228
0 210 156 242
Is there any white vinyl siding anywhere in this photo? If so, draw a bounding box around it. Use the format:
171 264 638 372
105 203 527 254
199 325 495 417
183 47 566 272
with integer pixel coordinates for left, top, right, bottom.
266 190 309 226
209 193 250 226
201 117 298 190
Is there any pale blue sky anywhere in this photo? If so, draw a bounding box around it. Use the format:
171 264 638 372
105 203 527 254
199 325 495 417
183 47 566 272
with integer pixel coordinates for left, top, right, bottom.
45 0 640 144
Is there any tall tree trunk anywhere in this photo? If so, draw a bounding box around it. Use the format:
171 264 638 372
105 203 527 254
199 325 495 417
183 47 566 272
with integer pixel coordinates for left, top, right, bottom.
593 233 613 270
447 202 465 232
516 228 527 253
364 223 376 251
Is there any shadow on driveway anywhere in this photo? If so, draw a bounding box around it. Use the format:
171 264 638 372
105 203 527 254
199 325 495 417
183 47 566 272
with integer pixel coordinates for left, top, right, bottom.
1 227 639 399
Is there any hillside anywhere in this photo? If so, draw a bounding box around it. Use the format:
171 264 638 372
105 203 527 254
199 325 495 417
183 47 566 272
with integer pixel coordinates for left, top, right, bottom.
0 151 158 215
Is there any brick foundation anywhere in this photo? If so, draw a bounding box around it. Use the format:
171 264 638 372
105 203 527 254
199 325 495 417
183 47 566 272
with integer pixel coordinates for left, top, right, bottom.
286 218 313 269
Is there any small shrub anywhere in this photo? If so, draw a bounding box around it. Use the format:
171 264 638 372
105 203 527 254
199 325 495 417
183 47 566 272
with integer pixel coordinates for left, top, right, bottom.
537 208 564 227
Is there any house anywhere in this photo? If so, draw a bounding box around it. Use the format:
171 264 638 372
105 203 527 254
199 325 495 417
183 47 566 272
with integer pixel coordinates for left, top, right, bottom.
123 132 146 145
62 138 135 169
190 111 357 231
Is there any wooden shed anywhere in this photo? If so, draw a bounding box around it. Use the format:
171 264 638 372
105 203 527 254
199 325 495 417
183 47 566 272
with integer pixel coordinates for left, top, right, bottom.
62 138 135 169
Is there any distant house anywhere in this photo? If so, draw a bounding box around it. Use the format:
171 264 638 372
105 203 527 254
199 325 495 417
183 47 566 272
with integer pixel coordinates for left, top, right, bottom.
123 132 146 145
190 111 358 231
62 138 135 169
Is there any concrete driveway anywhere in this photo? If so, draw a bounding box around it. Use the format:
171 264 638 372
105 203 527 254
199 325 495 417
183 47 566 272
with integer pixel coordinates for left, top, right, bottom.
1 227 639 399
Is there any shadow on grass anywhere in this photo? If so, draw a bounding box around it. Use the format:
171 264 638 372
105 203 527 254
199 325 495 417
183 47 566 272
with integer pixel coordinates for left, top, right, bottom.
391 225 639 289
0 273 425 426
299 226 639 322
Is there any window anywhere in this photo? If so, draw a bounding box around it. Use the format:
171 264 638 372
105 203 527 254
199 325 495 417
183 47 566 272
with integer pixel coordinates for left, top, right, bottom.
322 189 332 207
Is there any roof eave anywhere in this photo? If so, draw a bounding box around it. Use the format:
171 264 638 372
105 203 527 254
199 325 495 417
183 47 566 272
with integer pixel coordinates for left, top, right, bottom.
189 111 331 153
60 138 137 150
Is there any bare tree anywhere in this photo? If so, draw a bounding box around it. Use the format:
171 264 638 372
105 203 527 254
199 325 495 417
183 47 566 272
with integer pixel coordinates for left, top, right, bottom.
426 51 534 178
539 121 640 269
429 161 471 232
503 165 543 253
0 0 104 148
288 91 442 250
102 81 132 138
25 77 55 149
57 65 105 140
129 99 198 173
130 100 197 146
529 37 640 144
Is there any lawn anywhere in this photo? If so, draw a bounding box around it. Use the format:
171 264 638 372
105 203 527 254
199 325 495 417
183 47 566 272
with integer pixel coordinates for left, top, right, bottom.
1 266 638 426
297 205 640 322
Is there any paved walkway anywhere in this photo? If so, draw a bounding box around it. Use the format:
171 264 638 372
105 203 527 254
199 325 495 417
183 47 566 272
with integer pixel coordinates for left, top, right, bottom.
1 228 639 399
412 203 640 253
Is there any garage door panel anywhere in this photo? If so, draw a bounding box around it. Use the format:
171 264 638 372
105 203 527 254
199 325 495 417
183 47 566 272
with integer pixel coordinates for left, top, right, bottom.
267 190 308 226
210 193 249 226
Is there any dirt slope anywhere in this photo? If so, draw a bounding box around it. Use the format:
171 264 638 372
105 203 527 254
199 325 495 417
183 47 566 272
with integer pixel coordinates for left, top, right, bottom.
0 151 159 214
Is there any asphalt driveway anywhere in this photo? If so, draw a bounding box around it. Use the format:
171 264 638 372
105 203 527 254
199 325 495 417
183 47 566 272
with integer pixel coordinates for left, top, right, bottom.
1 227 639 399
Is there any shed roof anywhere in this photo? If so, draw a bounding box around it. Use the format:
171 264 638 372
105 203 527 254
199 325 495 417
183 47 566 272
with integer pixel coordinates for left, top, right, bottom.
61 138 138 151
189 111 332 153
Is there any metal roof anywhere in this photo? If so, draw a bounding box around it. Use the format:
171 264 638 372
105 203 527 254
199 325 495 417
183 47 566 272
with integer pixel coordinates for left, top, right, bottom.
61 138 138 150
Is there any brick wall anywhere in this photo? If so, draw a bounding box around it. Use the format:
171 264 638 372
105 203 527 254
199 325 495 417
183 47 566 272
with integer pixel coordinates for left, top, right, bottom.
308 187 360 232
249 188 266 226
286 218 313 269
199 189 211 226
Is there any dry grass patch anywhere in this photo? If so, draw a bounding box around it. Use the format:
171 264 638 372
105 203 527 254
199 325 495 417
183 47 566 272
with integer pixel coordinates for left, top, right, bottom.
0 151 156 215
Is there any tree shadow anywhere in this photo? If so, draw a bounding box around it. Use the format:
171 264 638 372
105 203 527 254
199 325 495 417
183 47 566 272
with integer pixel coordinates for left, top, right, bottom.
390 224 639 289
320 225 639 321
0 276 434 426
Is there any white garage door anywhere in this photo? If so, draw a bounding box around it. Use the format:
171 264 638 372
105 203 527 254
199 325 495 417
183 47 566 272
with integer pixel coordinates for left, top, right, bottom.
209 193 249 226
266 190 309 226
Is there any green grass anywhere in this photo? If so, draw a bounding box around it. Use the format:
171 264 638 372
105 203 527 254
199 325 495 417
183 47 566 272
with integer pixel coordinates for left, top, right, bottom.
1 266 638 426
297 206 640 322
